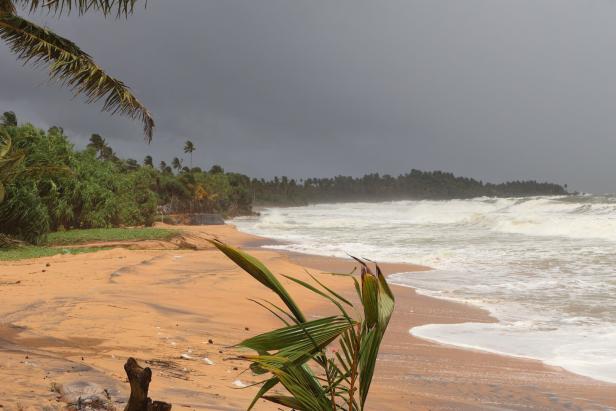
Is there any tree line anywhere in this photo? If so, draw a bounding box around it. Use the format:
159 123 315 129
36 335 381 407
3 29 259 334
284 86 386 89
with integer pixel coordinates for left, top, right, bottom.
0 112 568 244
250 171 567 205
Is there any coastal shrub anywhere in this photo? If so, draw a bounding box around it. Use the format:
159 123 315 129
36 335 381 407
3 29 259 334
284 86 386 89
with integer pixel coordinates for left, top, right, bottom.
0 183 49 244
210 240 395 411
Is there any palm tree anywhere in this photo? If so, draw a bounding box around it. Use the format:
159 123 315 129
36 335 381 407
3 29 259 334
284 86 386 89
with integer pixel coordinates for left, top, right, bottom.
171 157 183 172
143 155 153 167
0 0 154 141
183 140 195 168
1 111 17 126
87 134 106 155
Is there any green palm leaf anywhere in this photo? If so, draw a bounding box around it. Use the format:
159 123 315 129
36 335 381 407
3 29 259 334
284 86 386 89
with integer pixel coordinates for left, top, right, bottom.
212 242 396 410
0 13 154 141
239 316 355 363
251 356 333 411
357 262 395 409
246 377 279 411
14 0 139 16
208 239 306 323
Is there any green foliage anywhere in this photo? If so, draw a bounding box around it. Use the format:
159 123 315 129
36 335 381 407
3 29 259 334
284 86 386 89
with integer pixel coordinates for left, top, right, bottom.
0 1 154 140
0 182 49 244
1 111 17 126
0 130 25 202
0 116 254 244
210 240 395 411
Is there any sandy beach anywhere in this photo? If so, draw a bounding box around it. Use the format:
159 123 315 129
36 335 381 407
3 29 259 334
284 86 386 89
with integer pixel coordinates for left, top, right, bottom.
1 224 615 410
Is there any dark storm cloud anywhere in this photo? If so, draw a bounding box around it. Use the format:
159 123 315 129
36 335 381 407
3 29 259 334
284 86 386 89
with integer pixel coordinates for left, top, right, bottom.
2 0 616 192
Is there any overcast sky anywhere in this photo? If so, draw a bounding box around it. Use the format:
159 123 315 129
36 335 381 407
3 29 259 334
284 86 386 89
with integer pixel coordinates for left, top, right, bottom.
2 0 616 192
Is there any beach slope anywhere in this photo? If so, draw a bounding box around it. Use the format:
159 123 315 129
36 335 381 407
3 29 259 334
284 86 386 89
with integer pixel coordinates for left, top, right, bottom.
0 224 614 410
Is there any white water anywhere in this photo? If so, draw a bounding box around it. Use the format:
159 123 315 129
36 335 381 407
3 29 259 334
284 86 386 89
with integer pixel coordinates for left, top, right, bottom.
231 196 616 383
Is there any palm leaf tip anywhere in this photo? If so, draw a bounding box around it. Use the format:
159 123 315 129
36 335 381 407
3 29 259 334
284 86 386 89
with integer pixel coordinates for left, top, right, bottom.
207 239 306 323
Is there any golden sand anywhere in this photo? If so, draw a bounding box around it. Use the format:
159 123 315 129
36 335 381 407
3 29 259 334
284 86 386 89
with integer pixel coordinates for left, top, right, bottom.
0 224 614 410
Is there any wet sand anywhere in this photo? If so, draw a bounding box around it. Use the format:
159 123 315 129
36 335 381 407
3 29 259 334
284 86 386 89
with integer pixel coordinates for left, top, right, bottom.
0 224 615 410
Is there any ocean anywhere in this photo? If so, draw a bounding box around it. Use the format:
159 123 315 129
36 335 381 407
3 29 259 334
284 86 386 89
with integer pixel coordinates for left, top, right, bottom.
232 195 616 383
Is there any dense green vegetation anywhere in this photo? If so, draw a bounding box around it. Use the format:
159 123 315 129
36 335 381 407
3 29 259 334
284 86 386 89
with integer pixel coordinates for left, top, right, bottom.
0 113 251 245
251 171 568 205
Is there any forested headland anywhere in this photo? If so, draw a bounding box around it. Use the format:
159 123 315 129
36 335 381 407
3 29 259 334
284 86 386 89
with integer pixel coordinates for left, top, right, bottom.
252 172 567 206
0 113 567 244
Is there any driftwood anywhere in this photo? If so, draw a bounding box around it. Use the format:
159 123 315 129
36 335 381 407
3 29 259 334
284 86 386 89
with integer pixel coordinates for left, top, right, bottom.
124 358 172 411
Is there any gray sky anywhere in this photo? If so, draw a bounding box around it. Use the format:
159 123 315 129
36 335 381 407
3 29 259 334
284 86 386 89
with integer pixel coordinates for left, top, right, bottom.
2 0 616 193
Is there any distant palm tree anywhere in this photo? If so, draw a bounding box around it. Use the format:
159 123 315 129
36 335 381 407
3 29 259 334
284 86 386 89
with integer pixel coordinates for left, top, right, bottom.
0 0 154 140
125 158 139 171
100 145 116 162
1 111 17 127
143 155 153 167
87 134 106 155
183 140 196 168
171 157 183 172
159 160 167 171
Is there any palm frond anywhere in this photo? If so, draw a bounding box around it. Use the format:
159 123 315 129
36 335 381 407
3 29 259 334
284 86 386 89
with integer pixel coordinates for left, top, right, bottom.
0 14 154 141
212 242 396 410
0 0 15 14
14 0 139 17
0 130 12 158
247 377 279 411
239 316 355 363
208 239 306 323
357 262 395 408
251 356 333 411
282 274 354 322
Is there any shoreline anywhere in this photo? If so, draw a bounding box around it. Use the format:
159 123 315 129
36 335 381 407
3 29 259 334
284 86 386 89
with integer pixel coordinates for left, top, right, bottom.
0 224 615 410
235 216 616 388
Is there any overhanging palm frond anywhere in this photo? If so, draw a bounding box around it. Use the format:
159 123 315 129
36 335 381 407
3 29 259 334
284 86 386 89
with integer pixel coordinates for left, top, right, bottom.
0 0 15 14
14 0 139 17
0 14 154 141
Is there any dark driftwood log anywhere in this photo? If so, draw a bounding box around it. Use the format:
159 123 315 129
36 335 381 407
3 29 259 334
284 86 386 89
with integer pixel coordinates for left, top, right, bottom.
124 357 172 411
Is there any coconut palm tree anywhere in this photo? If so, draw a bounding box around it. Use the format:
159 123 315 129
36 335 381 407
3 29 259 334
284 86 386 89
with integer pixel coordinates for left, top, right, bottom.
1 111 17 127
183 140 195 168
171 157 183 172
143 155 153 167
87 134 106 155
0 0 154 141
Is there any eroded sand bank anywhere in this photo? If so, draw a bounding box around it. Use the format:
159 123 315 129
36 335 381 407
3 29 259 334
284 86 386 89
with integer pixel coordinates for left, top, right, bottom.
0 224 614 410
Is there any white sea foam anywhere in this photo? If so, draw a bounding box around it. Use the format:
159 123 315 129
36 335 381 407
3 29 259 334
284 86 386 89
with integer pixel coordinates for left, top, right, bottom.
233 196 616 383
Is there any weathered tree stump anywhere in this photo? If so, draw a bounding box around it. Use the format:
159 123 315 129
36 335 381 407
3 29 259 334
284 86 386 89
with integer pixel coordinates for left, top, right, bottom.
124 358 172 411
